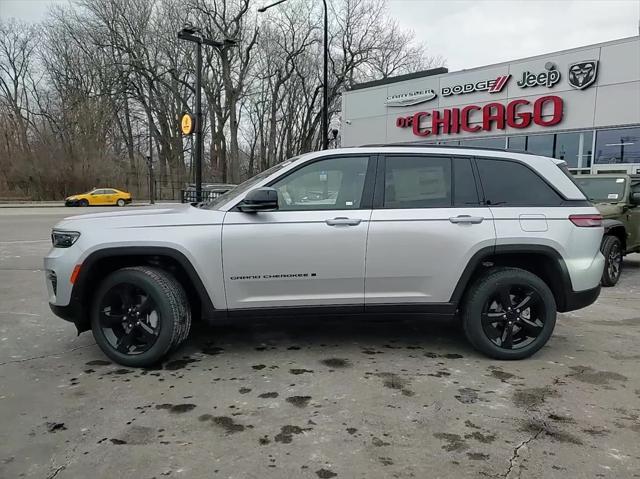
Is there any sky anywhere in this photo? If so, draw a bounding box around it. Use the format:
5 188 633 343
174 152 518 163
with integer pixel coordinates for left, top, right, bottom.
1 0 639 71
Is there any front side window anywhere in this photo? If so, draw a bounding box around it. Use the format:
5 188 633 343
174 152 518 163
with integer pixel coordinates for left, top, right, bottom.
477 159 563 206
384 156 451 208
594 127 640 164
271 156 369 211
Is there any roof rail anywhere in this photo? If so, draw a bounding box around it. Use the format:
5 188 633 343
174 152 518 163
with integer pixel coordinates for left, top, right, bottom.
357 143 540 155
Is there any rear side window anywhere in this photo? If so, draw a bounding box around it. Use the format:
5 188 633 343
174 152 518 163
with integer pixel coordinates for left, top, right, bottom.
384 156 451 208
476 159 563 206
453 157 480 206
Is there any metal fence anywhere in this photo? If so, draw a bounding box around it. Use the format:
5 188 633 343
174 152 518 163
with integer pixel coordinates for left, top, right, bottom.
180 188 232 203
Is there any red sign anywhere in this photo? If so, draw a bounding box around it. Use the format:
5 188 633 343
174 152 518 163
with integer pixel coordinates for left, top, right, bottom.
396 95 563 138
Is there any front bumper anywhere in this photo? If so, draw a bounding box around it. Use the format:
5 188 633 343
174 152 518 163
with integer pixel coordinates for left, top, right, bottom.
65 199 81 206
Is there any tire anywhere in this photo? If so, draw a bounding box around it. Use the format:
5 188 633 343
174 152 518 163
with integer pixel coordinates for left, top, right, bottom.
116 199 126 207
600 235 622 287
90 266 191 367
79 199 89 207
461 267 556 360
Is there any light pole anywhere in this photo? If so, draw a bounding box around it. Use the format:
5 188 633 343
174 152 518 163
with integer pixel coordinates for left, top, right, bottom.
178 25 236 202
258 0 329 150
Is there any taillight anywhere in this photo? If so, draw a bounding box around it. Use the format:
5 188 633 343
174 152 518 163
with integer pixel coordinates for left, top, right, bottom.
569 214 603 227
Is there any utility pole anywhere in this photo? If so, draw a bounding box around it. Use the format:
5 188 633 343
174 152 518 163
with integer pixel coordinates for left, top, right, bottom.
147 80 155 205
178 25 237 203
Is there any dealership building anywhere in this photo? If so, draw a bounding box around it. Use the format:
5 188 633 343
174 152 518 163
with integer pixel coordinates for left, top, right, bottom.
341 36 640 174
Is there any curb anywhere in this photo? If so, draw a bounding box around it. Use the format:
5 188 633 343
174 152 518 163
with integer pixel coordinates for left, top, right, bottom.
0 202 169 209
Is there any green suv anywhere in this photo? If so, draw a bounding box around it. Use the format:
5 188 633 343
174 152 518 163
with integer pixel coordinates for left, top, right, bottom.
575 174 640 286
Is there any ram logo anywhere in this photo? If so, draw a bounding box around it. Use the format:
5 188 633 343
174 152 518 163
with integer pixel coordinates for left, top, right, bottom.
568 61 598 90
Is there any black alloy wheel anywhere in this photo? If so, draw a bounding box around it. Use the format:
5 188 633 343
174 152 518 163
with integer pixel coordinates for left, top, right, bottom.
91 267 191 367
600 235 622 287
98 283 160 355
79 199 89 207
481 285 545 350
462 267 556 360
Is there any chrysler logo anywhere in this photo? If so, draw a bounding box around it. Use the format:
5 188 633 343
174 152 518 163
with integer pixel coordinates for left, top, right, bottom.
568 61 598 90
386 89 437 107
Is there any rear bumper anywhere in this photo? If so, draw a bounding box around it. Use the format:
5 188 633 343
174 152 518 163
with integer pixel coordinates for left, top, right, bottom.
560 285 601 312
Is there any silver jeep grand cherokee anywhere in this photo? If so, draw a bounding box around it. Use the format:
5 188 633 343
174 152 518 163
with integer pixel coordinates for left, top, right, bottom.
45 146 604 367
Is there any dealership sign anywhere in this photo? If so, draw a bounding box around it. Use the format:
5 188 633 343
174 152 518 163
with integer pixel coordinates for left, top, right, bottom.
568 60 598 89
442 74 510 96
386 89 437 107
396 95 563 137
517 66 561 89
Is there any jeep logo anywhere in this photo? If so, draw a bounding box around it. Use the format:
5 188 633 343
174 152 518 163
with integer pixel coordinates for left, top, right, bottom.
517 68 561 89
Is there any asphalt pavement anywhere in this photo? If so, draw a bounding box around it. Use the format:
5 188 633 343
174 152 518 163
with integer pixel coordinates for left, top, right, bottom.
1 206 639 479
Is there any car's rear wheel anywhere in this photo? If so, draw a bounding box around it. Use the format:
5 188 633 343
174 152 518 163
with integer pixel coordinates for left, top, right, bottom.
79 199 89 207
116 199 126 207
600 235 622 287
90 267 191 367
462 267 556 360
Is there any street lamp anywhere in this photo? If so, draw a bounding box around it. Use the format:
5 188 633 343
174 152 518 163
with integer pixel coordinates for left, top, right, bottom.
178 25 237 202
258 0 329 150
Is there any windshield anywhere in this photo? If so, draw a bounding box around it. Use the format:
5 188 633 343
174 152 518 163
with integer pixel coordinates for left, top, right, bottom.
201 158 297 209
574 177 626 202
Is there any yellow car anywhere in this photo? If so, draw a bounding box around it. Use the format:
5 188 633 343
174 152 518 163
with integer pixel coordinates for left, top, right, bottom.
65 188 132 207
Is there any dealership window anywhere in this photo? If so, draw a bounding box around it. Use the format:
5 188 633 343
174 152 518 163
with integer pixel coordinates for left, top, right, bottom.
555 131 593 169
384 156 451 208
594 127 640 164
477 159 563 206
526 134 554 157
507 136 526 151
459 137 506 149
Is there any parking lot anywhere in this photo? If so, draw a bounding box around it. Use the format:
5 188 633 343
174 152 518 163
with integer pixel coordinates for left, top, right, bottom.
1 206 639 479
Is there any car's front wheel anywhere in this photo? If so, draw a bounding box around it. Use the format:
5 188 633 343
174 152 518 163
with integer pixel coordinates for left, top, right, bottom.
79 199 89 207
90 267 191 367
462 267 556 360
600 235 622 287
116 199 126 207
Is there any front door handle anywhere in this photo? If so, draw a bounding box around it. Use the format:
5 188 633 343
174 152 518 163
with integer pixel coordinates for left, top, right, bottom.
325 217 362 226
449 215 484 224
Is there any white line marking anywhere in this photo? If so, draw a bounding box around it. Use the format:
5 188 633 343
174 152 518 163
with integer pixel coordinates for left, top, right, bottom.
0 311 41 316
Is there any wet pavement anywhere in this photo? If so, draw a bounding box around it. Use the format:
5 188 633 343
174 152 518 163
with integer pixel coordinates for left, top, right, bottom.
1 207 639 479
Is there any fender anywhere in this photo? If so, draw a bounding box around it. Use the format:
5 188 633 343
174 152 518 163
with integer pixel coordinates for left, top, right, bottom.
450 244 575 312
68 246 217 333
602 218 626 235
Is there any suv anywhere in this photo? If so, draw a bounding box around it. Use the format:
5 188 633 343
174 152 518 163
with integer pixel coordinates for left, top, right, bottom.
45 147 604 367
573 174 640 286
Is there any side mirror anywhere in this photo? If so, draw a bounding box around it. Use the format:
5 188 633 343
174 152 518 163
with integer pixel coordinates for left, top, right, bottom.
630 192 640 205
239 187 278 212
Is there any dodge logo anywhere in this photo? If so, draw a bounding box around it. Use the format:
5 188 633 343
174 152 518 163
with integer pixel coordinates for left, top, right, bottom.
568 61 598 90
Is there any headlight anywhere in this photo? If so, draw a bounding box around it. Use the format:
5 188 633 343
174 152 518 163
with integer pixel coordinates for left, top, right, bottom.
51 230 81 248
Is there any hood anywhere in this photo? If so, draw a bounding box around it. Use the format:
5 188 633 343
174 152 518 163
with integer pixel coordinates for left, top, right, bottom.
594 202 624 218
55 204 224 230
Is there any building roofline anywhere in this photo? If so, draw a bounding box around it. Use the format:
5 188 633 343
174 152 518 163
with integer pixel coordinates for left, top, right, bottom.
346 35 640 93
349 67 449 91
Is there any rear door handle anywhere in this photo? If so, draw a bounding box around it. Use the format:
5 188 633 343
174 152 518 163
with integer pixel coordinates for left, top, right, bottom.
449 215 484 224
325 217 362 226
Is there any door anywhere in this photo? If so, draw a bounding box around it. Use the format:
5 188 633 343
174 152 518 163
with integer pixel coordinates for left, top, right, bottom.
103 189 117 205
222 155 375 310
365 155 496 307
89 189 105 205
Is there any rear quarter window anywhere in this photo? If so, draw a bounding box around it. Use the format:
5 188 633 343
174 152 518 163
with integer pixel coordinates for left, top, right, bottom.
476 158 564 206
